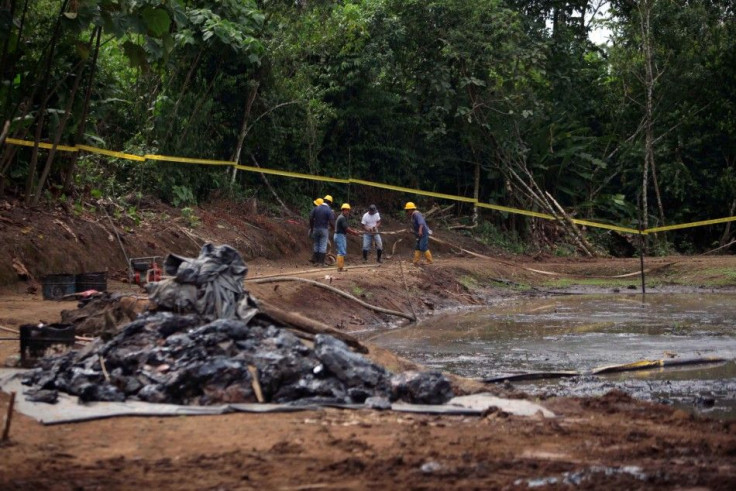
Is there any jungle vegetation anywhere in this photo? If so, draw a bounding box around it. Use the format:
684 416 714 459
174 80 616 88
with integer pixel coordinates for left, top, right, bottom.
0 0 734 255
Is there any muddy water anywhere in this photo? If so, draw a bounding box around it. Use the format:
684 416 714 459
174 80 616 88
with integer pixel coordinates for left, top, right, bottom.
369 293 736 419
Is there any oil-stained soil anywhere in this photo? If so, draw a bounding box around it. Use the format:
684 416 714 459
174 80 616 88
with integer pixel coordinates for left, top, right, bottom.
1 198 736 489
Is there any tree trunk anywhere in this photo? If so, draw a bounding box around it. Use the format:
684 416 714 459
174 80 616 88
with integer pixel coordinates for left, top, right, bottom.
63 27 102 193
32 28 96 206
23 0 70 205
472 161 480 227
640 0 656 251
230 82 260 183
175 72 219 150
0 0 30 121
163 49 204 145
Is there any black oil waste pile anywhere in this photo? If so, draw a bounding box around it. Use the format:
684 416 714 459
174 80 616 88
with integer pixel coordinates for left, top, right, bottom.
23 313 453 406
22 243 453 407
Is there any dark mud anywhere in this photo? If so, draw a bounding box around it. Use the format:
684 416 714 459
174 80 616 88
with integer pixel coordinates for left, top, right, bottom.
370 291 736 419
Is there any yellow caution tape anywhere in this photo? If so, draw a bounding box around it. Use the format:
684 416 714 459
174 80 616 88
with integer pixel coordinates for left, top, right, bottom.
350 178 477 203
477 202 556 220
6 137 78 153
145 154 230 166
646 216 736 233
571 219 643 235
3 137 734 236
235 164 350 183
77 144 146 161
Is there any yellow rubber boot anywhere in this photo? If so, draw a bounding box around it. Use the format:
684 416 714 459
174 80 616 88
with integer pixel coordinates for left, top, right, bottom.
424 250 433 264
336 255 345 271
413 250 421 265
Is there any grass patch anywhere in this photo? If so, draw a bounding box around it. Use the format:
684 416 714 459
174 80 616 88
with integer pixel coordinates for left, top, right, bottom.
671 267 736 287
541 277 646 289
457 275 479 291
352 285 371 298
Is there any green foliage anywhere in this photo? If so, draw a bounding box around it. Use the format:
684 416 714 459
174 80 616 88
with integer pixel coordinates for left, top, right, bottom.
181 207 200 228
1 0 734 254
172 185 196 207
475 220 528 254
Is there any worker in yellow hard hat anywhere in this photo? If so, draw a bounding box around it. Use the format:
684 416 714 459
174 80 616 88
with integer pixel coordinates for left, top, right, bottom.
308 198 324 263
404 202 433 265
309 196 336 266
334 203 360 271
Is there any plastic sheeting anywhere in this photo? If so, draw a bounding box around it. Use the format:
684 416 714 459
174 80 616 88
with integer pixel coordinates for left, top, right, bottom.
1 370 554 425
148 243 252 321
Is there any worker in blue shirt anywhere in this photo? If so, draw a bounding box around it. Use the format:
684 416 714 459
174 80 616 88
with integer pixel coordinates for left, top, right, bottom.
309 195 336 266
404 202 433 265
334 203 360 271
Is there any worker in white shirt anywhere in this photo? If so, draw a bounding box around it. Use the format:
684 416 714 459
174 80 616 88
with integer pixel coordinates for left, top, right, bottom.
360 204 383 263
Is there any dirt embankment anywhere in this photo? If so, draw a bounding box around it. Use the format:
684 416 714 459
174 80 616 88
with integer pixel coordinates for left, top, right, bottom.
2 200 736 489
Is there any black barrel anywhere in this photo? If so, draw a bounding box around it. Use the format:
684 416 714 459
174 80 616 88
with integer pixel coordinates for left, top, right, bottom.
42 274 76 300
75 271 108 292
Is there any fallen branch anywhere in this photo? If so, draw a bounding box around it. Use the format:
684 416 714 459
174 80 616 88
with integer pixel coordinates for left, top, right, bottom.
256 300 369 353
389 238 404 258
422 237 677 280
179 226 205 249
545 191 595 257
11 258 33 281
701 239 736 256
424 203 454 220
448 223 477 230
247 263 377 281
0 325 19 334
250 277 416 322
429 235 492 259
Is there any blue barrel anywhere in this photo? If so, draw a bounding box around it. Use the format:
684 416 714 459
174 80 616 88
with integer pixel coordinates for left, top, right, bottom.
42 274 76 300
75 272 108 292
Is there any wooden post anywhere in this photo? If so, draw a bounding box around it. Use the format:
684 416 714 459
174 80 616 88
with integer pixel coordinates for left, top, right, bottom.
2 392 16 442
639 230 646 296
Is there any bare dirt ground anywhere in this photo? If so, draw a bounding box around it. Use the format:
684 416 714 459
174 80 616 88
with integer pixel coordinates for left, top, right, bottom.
1 199 736 489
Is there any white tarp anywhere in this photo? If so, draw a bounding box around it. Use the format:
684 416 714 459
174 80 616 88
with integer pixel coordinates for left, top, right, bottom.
1 369 554 425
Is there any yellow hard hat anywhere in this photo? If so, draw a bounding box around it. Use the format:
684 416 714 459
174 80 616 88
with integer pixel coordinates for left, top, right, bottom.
341 203 351 210
404 201 417 210
323 195 333 203
313 198 324 206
